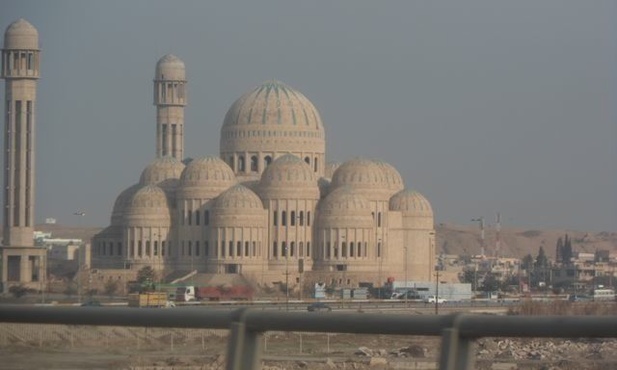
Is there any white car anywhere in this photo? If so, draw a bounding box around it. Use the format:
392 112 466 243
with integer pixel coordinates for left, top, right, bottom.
424 295 446 304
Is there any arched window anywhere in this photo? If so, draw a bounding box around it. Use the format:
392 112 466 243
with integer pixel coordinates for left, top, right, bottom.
154 241 159 256
188 241 192 256
229 156 235 171
307 242 310 257
314 157 318 172
290 242 295 257
326 242 331 258
378 212 382 227
138 241 142 257
161 241 166 256
350 242 354 257
187 209 192 225
204 210 209 225
221 240 226 257
237 241 242 257
304 156 310 164
282 211 287 226
299 241 304 257
264 156 272 167
282 242 287 257
342 242 347 257
253 241 257 257
195 210 200 225
250 155 258 172
307 211 311 226
299 211 304 226
195 241 200 256
377 242 382 258
273 210 278 226
358 243 362 257
238 156 245 172
205 241 209 256
130 240 135 257
273 241 278 257
229 241 233 257
291 211 296 226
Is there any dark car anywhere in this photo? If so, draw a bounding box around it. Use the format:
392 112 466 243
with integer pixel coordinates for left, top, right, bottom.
81 300 102 307
307 302 332 312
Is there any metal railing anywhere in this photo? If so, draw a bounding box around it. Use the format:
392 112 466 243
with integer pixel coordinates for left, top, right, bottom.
1 305 616 370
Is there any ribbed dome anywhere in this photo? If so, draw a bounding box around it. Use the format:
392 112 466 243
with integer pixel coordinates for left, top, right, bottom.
373 160 405 194
220 80 326 156
4 19 38 49
223 80 323 129
325 161 342 179
389 189 433 217
213 184 264 210
177 156 237 199
330 158 391 190
258 154 319 199
139 156 185 190
319 186 371 213
317 186 373 228
111 183 141 226
124 185 171 227
155 54 186 80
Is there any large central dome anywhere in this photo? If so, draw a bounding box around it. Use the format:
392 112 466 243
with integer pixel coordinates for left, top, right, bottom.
220 80 326 179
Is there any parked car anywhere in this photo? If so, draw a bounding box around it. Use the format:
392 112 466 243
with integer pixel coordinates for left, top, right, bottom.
307 302 332 312
80 300 102 307
424 295 446 304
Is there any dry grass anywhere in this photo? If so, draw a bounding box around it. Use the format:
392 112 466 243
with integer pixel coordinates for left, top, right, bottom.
508 300 617 316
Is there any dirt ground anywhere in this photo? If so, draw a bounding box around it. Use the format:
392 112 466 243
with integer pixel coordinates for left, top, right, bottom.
1 324 616 369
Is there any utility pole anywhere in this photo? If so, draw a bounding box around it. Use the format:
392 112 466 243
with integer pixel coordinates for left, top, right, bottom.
285 243 289 311
404 246 408 308
435 269 440 315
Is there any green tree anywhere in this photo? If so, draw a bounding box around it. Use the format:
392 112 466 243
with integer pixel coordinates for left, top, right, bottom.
521 254 534 271
480 273 502 292
136 266 156 292
104 279 119 298
535 246 548 269
459 269 479 291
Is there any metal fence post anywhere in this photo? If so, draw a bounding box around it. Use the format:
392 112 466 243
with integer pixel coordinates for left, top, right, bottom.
439 316 474 370
226 308 263 370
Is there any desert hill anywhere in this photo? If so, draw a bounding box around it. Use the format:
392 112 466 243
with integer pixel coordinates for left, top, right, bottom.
9 223 617 261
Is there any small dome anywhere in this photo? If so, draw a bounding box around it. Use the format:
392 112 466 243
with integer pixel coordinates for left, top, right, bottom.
331 158 386 188
177 156 237 199
155 54 186 81
213 184 264 210
139 156 185 191
373 160 405 194
259 154 319 199
124 185 171 227
317 186 373 228
389 189 433 217
111 183 141 226
319 186 371 213
325 162 342 179
4 19 38 50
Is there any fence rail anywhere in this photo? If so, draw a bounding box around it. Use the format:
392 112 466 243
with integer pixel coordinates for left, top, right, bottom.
1 305 616 370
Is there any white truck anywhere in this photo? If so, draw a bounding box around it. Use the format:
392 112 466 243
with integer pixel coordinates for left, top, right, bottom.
424 295 447 304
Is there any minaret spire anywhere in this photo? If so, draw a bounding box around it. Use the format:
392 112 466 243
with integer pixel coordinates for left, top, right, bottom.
154 54 187 160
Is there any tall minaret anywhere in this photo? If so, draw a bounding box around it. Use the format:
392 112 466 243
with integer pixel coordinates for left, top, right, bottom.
154 54 187 160
1 19 46 291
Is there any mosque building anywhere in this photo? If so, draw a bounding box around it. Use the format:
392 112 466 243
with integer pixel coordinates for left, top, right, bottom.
0 17 435 292
91 53 436 290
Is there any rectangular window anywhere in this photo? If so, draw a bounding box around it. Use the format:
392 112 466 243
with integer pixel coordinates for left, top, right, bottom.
326 242 331 258
204 210 209 225
290 242 295 257
307 242 310 257
195 241 200 256
205 241 209 256
307 211 311 226
237 241 241 256
229 241 233 257
378 212 382 227
282 242 287 257
291 211 296 226
273 211 278 226
350 242 354 257
273 241 278 257
154 241 158 256
188 209 192 225
118 242 122 256
162 241 166 256
253 241 257 257
245 241 249 257
299 211 304 226
377 242 381 258
282 211 287 226
195 210 200 225
221 240 226 257
188 241 192 256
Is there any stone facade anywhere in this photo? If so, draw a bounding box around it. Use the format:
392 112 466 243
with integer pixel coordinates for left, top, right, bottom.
92 57 436 289
0 19 47 292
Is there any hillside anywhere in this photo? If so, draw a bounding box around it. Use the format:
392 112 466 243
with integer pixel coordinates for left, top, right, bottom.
437 223 617 259
5 223 616 261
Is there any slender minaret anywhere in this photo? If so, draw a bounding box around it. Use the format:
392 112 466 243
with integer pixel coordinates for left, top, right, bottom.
154 54 187 160
1 19 46 291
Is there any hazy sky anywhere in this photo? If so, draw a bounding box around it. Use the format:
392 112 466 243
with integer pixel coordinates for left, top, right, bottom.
1 1 615 231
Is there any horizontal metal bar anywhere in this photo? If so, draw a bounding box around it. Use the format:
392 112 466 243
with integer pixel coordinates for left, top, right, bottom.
457 315 617 338
0 305 233 329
